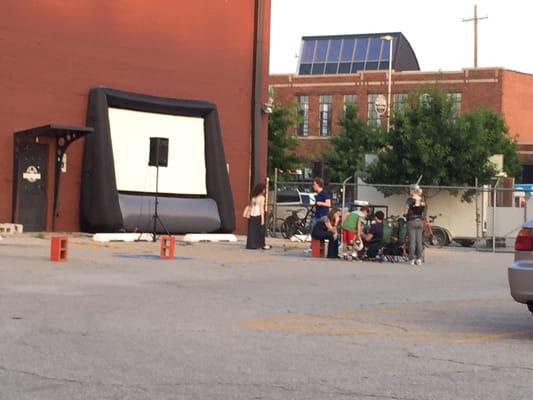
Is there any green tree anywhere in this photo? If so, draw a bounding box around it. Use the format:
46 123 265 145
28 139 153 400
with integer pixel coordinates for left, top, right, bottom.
367 86 521 190
268 102 300 178
471 108 521 177
324 103 384 182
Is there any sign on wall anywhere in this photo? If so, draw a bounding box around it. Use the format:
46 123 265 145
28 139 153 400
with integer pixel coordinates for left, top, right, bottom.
22 165 41 183
375 95 387 115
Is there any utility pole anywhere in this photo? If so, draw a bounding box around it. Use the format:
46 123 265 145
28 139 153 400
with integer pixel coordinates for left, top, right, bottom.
380 35 394 133
462 4 488 68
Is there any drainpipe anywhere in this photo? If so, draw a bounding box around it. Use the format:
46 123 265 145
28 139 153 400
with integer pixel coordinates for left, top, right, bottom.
252 0 266 188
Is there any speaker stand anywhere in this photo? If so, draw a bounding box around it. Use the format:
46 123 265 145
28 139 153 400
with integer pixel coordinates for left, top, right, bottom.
148 164 170 242
136 137 170 242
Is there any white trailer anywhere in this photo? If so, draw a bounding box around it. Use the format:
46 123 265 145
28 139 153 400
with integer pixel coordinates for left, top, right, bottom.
357 180 487 246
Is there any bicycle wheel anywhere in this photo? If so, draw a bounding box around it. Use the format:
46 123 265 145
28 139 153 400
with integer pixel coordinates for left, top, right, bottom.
423 229 446 248
268 218 285 237
280 220 291 239
281 215 299 239
285 218 301 239
300 218 312 236
431 228 447 248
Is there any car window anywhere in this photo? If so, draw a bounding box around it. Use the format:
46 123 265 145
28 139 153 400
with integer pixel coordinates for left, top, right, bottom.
276 191 300 203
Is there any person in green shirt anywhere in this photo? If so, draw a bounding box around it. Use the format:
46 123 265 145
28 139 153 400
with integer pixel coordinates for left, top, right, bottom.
341 206 370 259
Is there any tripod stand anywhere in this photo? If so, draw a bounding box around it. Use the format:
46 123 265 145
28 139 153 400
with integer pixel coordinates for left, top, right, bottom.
135 137 170 242
149 163 170 242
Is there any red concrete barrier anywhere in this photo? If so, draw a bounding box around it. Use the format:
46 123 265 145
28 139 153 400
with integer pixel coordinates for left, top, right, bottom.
160 236 176 259
50 236 68 262
311 239 324 258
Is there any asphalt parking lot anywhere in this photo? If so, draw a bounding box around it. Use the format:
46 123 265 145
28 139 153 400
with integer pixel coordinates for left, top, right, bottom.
1 235 532 400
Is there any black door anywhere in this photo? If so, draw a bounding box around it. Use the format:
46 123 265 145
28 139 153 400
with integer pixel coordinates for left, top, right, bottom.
16 143 48 231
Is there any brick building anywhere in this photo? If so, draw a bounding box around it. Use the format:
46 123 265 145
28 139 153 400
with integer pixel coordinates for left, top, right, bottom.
0 0 271 233
270 33 533 181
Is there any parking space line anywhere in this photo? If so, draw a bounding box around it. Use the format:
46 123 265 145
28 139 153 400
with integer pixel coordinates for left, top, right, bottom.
237 299 533 344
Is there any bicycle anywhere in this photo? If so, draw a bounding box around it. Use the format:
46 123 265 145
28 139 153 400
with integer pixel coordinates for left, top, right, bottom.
265 208 285 238
280 206 316 239
422 215 448 248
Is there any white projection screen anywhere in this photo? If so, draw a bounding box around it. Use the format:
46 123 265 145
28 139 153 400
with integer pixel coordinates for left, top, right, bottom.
108 108 207 195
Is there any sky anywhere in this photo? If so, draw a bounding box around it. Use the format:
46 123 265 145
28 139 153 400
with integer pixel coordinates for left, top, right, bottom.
269 0 533 75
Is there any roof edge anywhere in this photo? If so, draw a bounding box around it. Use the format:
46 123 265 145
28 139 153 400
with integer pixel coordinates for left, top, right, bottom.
394 34 420 71
301 32 403 40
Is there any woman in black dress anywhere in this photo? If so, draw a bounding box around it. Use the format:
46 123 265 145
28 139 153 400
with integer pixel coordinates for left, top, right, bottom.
246 183 270 250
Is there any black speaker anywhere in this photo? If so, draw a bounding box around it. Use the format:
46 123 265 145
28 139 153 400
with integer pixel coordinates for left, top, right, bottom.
149 137 169 167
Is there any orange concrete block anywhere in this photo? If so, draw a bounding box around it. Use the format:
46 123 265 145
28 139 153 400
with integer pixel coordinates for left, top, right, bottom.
160 236 176 259
311 239 324 258
50 236 68 262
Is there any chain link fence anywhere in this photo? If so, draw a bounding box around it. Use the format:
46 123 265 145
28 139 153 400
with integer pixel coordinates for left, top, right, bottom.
267 171 531 252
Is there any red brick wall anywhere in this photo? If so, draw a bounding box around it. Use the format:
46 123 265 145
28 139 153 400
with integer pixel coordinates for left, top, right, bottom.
271 68 509 160
258 0 272 186
0 0 270 233
502 70 533 142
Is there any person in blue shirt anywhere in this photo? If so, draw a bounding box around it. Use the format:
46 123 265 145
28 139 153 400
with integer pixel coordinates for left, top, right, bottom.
311 177 331 228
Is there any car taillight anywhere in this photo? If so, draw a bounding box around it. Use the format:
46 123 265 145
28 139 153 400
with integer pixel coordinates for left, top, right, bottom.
515 228 533 251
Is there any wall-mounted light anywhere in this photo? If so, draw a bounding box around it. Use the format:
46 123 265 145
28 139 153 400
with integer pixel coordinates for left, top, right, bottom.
261 97 274 114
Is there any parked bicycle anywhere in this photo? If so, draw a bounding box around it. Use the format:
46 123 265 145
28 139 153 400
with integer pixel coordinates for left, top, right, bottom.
265 208 285 238
386 214 449 249
280 206 316 239
422 215 449 248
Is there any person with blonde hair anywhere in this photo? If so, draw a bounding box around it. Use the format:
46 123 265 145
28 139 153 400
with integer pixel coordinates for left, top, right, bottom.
405 184 426 265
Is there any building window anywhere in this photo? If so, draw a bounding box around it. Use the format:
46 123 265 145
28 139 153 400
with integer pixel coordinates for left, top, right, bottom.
393 93 408 113
448 93 462 119
367 94 383 127
319 95 332 136
297 95 309 137
343 94 358 111
364 37 382 70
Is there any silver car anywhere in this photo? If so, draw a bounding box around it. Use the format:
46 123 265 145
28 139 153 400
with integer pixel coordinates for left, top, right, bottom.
509 220 533 314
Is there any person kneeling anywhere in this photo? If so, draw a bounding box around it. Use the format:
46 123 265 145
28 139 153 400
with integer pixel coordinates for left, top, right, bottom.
363 211 384 260
311 208 341 259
